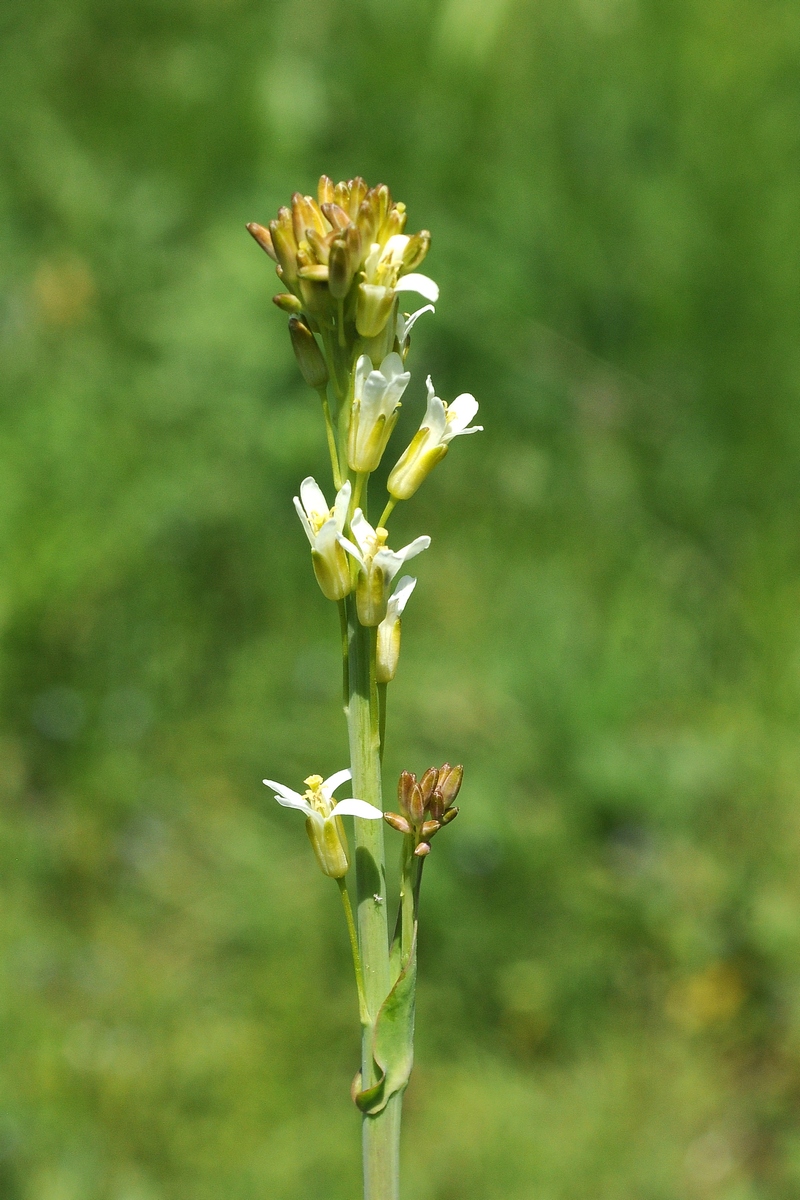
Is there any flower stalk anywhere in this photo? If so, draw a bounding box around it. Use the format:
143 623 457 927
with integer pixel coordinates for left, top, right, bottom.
253 176 478 1200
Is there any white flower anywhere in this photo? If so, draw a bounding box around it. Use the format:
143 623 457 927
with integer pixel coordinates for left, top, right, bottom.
264 768 382 878
387 378 482 501
376 575 417 683
338 509 430 626
356 236 439 339
347 352 410 473
294 477 353 601
396 304 435 358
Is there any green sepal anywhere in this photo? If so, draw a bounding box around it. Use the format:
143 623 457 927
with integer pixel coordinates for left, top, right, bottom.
354 933 417 1115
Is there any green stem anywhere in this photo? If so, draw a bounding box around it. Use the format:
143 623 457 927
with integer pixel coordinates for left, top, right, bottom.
318 387 342 489
377 497 397 529
345 600 399 1200
338 877 369 1026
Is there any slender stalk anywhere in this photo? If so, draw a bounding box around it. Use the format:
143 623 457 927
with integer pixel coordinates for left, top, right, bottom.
338 877 369 1026
378 497 397 529
345 600 399 1200
318 386 342 489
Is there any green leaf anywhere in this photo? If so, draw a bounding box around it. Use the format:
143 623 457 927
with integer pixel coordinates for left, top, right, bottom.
354 935 417 1115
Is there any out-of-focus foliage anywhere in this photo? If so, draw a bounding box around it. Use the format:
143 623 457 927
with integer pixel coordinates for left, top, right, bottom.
2 0 800 1196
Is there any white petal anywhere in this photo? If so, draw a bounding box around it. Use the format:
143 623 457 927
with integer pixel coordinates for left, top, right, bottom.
263 779 313 815
395 273 439 302
293 495 315 546
332 480 352 532
323 768 352 794
354 355 372 402
396 535 431 565
386 575 416 621
350 508 376 555
421 386 447 439
314 516 339 558
299 477 329 523
331 798 384 820
447 393 480 435
337 534 365 570
381 234 411 265
397 304 435 345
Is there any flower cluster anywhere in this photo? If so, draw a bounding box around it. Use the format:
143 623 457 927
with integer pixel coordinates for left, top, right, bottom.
247 176 437 345
384 764 462 857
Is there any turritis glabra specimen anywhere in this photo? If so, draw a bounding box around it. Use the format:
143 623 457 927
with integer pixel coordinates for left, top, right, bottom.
250 176 481 1200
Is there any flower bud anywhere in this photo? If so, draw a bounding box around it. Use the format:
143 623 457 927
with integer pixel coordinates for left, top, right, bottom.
402 230 431 272
441 806 459 825
397 771 416 820
305 813 350 878
329 239 355 300
291 192 327 243
376 614 402 683
246 222 278 260
419 767 439 805
348 177 368 218
273 293 303 314
380 204 407 243
421 820 441 839
317 174 335 206
438 763 464 807
428 788 445 823
334 180 350 209
414 842 430 857
269 209 299 290
384 811 412 835
321 202 350 232
289 317 329 390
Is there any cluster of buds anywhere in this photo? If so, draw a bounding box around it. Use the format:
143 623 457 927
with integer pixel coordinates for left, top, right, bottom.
247 176 437 350
384 764 463 857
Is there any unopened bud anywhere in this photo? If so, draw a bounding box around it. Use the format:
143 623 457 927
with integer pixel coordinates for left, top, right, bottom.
384 812 412 835
428 788 445 823
438 763 463 807
397 771 416 820
441 806 459 825
317 175 335 206
376 615 402 683
321 202 351 232
291 192 327 243
329 239 355 300
419 767 439 805
246 222 278 261
289 317 329 390
334 180 351 209
269 210 299 289
380 204 407 242
273 293 303 314
348 177 368 218
421 820 441 839
356 197 379 247
408 782 425 826
402 230 430 272
414 842 430 857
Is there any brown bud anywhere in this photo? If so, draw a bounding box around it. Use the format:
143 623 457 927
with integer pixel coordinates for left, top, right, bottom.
348 176 368 218
288 316 328 390
384 812 412 836
438 763 463 807
397 771 417 820
317 175 335 207
356 197 379 248
380 204 407 242
428 788 445 823
402 230 431 272
321 202 351 231
246 222 278 261
269 210 299 288
329 239 354 300
272 293 303 314
409 783 425 826
414 842 431 857
421 820 441 839
419 767 439 805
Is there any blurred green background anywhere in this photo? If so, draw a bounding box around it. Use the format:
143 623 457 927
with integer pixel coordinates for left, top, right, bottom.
3 0 800 1196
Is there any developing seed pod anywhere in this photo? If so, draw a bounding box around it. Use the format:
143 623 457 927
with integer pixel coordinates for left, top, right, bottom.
288 317 328 390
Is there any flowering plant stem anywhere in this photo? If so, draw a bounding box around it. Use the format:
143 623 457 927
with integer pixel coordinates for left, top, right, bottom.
345 603 400 1200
